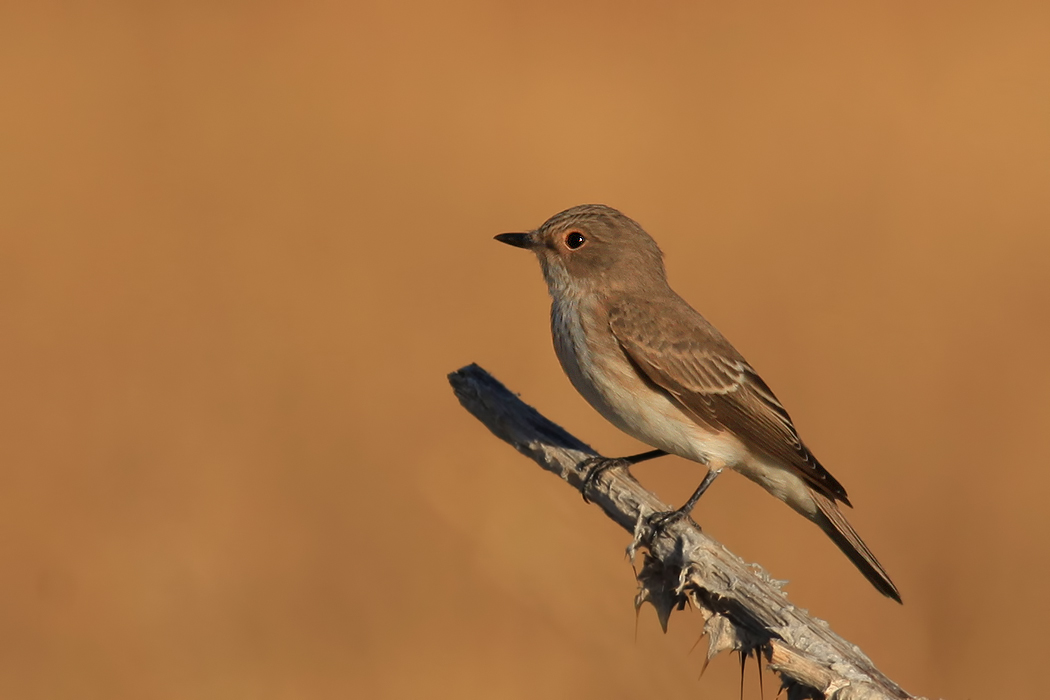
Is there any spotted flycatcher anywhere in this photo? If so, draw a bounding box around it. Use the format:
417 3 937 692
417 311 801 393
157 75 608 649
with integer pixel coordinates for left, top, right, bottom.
495 204 900 602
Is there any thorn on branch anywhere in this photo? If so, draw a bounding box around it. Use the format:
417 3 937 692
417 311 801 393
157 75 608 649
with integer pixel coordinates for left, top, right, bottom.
448 363 922 700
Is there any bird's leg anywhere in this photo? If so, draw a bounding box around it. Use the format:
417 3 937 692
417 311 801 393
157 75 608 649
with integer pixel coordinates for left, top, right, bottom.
580 449 667 504
649 467 723 529
677 467 724 515
626 449 668 465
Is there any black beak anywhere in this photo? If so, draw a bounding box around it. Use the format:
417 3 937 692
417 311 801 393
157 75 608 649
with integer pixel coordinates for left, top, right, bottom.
494 232 536 249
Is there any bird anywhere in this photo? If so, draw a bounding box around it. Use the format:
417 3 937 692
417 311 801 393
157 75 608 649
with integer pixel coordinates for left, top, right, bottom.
494 204 900 602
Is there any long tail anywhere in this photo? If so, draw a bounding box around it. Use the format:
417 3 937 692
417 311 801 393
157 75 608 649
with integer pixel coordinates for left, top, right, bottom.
810 489 901 603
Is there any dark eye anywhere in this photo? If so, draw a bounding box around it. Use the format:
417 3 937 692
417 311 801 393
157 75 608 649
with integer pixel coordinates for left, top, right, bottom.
565 231 586 249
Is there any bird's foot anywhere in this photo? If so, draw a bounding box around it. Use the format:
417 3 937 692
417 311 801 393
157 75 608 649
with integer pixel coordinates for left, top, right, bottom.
645 468 724 539
644 506 692 540
579 450 667 503
579 456 632 504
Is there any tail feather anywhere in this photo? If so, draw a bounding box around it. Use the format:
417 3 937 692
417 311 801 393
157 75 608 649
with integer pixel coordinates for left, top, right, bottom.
811 490 901 603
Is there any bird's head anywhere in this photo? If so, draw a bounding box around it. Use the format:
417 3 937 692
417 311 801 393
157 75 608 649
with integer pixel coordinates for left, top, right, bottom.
495 204 666 298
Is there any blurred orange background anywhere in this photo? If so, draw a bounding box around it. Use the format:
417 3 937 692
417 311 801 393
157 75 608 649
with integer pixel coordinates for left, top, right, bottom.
2 2 1049 698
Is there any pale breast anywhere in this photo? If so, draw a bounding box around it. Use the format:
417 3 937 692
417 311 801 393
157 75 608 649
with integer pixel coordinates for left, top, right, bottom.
550 295 744 467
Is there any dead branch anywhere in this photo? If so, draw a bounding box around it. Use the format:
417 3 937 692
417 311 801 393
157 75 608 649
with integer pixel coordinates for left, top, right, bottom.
448 363 925 700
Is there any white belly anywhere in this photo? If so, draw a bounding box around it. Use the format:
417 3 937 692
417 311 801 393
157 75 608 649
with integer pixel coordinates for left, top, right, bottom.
550 295 746 468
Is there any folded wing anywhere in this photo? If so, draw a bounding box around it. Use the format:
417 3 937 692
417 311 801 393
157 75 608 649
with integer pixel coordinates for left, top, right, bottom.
609 298 851 505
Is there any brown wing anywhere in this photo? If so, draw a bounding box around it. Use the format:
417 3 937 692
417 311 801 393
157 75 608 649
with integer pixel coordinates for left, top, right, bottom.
608 298 851 505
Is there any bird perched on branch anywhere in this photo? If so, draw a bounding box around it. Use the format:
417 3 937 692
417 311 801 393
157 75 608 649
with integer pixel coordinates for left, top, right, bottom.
495 204 900 602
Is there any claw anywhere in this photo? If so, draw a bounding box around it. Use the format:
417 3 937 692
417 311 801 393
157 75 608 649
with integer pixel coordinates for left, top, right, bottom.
579 456 629 503
578 449 669 504
644 467 724 541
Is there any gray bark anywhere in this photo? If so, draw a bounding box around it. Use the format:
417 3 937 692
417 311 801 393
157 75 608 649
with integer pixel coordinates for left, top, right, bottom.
449 363 927 700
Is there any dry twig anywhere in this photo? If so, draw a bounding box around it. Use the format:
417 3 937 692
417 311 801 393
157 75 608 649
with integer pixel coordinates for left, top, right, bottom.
449 363 925 700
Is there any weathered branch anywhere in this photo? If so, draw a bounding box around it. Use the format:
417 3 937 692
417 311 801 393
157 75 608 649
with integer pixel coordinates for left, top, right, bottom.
449 363 924 700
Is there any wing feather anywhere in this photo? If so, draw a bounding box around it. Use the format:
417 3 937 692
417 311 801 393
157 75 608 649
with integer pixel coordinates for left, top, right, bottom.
609 298 850 505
